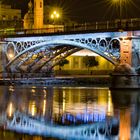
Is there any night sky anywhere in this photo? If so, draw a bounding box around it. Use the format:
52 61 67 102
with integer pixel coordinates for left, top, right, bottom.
1 0 140 22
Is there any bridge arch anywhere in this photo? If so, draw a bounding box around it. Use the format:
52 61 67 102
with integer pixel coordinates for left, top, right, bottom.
6 39 118 69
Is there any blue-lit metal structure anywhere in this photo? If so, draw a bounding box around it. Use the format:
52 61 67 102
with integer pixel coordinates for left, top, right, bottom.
1 31 128 73
1 110 140 140
0 111 119 140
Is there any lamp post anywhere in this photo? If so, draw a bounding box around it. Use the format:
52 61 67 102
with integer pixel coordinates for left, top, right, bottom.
113 0 123 29
50 10 60 32
119 0 122 25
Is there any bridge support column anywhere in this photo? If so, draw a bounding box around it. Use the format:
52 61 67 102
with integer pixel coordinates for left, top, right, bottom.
120 37 132 65
120 37 140 69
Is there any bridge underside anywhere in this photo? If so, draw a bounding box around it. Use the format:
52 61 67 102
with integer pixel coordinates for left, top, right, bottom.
7 45 81 73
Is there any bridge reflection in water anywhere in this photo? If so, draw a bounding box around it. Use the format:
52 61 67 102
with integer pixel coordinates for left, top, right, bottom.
0 86 139 139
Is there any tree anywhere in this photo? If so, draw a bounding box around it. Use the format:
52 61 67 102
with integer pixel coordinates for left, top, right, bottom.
58 58 69 70
83 56 99 74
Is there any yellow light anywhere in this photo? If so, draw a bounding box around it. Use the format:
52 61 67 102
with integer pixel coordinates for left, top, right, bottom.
9 86 14 92
9 53 14 58
43 100 46 116
107 90 113 116
51 14 54 19
50 10 60 20
29 101 36 116
56 13 59 18
53 11 57 15
7 102 14 117
112 0 120 3
112 0 126 3
31 89 36 93
62 91 66 112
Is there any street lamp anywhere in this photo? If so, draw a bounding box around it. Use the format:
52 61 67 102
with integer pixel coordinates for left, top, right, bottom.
112 0 124 29
50 10 60 24
112 0 122 20
50 10 60 32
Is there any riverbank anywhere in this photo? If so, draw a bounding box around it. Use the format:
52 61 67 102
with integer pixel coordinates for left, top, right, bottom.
0 75 111 87
1 75 140 89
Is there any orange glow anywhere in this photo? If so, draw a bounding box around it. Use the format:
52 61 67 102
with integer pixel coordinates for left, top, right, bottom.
119 109 130 140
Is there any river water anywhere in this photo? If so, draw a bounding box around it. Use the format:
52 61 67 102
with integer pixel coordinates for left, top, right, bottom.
0 85 139 140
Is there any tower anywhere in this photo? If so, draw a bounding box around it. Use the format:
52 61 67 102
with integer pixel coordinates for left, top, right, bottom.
23 0 34 29
34 0 44 29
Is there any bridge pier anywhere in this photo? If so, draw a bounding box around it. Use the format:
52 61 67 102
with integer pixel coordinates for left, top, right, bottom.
120 36 140 69
111 36 140 88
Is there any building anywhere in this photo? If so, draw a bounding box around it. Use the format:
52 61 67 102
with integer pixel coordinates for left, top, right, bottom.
54 49 114 75
24 0 64 33
0 1 22 30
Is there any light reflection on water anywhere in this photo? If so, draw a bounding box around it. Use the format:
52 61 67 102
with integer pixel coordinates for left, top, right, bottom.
0 85 139 140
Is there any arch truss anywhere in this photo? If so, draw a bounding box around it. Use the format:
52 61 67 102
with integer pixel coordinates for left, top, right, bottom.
4 36 121 73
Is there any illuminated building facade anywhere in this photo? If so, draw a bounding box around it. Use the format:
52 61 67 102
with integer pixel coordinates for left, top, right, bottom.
0 1 22 30
54 49 114 75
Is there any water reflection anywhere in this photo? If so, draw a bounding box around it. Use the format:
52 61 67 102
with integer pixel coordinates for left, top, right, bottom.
52 87 114 125
111 89 139 140
0 86 139 139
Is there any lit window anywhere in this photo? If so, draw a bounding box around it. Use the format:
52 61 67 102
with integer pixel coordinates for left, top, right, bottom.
2 15 6 20
40 2 42 8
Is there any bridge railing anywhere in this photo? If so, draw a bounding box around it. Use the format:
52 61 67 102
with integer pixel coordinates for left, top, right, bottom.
1 18 140 36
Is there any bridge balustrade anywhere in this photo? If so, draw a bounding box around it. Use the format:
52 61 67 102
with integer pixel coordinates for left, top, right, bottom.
1 18 140 37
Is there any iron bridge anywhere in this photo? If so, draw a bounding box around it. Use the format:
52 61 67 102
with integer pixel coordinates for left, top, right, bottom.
2 31 128 73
